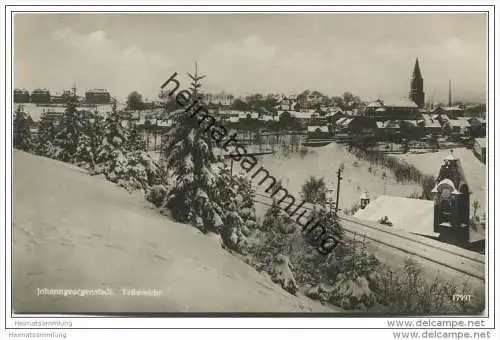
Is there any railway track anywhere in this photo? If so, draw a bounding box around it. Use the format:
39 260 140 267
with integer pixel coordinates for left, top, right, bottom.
253 192 485 281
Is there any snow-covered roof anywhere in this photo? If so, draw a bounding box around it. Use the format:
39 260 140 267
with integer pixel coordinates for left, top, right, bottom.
42 106 66 113
382 99 418 108
431 178 461 195
435 151 468 190
218 110 239 116
292 111 315 119
238 112 259 119
475 137 487 149
441 106 464 111
376 120 400 129
448 118 471 128
354 195 437 237
340 117 354 127
336 117 347 125
307 125 329 133
157 120 172 127
325 110 343 118
261 115 279 122
366 101 383 108
421 114 442 128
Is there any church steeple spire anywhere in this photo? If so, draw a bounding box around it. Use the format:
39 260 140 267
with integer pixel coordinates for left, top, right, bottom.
412 58 422 80
409 57 425 108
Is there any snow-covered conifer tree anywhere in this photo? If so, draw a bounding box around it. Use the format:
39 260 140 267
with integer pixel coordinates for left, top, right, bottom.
35 112 59 158
13 108 34 152
53 96 85 162
96 99 130 184
96 101 159 191
162 64 224 234
76 111 105 172
127 123 147 152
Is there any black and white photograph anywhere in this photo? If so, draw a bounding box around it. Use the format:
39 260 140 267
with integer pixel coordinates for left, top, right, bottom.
3 4 498 338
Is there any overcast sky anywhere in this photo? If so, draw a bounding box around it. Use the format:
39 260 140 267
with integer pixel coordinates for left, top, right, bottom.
14 13 487 103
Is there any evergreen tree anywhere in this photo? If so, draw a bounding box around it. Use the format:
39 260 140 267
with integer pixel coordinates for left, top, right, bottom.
13 109 33 151
35 112 59 158
262 199 297 234
125 148 159 191
127 123 147 151
215 165 256 251
304 207 343 249
76 111 105 172
96 99 130 184
53 96 85 162
162 64 224 234
95 101 159 191
234 174 257 228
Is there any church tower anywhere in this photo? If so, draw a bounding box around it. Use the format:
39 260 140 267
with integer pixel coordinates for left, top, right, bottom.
409 58 425 108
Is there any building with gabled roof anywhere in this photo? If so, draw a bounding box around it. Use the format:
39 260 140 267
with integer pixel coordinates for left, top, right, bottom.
443 118 471 136
364 97 422 121
355 195 437 237
432 150 471 244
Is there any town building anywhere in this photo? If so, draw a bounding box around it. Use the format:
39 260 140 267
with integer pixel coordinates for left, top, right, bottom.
468 117 486 138
432 151 470 244
13 89 30 103
355 195 436 238
442 118 471 137
436 106 465 119
51 90 75 104
30 88 51 104
203 92 234 106
421 114 442 134
307 125 330 139
85 89 111 104
364 98 422 121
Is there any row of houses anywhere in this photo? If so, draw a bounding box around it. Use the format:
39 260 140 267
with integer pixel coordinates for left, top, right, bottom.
14 88 113 105
332 113 486 140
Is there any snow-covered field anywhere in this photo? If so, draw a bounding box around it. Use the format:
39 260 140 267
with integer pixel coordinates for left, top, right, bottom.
394 148 487 216
12 150 337 313
233 142 421 212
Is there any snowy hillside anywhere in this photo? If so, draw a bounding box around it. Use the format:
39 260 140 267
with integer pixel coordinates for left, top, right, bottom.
12 150 338 314
233 142 421 211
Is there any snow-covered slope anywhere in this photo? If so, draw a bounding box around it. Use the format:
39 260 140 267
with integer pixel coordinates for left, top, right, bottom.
233 142 421 211
12 151 337 314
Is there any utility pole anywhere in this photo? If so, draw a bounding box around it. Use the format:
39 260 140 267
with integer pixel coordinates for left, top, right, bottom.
336 167 343 213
